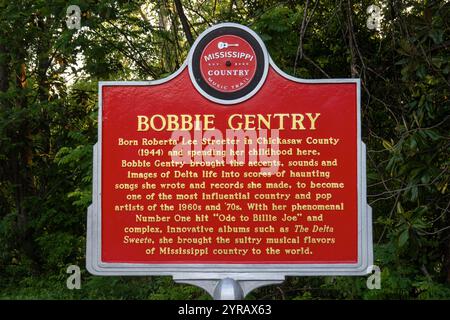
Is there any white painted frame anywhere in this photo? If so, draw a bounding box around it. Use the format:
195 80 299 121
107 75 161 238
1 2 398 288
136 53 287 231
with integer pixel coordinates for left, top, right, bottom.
86 23 373 283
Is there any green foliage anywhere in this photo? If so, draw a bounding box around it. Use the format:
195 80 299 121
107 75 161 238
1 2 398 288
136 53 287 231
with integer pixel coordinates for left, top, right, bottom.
146 277 210 300
0 0 449 300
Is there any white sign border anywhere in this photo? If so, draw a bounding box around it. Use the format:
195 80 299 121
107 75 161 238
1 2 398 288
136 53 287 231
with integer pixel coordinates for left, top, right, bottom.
87 23 373 280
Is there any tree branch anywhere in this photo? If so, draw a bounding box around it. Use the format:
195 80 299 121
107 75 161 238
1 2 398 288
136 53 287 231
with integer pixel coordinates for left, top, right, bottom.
173 0 194 46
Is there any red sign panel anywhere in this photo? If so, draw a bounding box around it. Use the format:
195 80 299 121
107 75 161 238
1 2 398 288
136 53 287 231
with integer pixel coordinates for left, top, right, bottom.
101 68 358 264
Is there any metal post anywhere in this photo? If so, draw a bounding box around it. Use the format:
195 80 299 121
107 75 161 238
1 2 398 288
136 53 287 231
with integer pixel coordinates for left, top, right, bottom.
174 277 284 300
213 278 244 300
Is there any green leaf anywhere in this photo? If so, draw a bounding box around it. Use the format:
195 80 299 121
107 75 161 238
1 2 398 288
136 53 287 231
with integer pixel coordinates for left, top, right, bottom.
398 229 409 247
410 186 418 202
424 129 440 141
382 139 393 151
397 202 404 214
429 29 443 44
431 57 444 68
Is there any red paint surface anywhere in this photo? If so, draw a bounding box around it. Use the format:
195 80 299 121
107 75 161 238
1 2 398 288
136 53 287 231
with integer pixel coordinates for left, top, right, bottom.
101 67 358 264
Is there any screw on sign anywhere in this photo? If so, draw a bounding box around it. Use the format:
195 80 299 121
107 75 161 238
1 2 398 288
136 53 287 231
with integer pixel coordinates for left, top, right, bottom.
86 23 373 300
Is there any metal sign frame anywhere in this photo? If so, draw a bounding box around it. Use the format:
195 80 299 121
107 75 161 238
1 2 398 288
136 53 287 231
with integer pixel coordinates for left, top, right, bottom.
86 23 373 298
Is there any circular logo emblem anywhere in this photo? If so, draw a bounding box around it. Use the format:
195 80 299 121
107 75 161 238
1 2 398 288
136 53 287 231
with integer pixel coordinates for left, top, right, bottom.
189 24 268 104
200 35 257 93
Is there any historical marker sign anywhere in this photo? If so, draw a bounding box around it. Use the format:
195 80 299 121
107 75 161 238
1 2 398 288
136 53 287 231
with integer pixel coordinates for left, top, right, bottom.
87 23 372 292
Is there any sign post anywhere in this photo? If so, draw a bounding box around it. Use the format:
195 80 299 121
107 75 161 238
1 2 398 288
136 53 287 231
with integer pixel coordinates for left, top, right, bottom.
87 23 373 299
